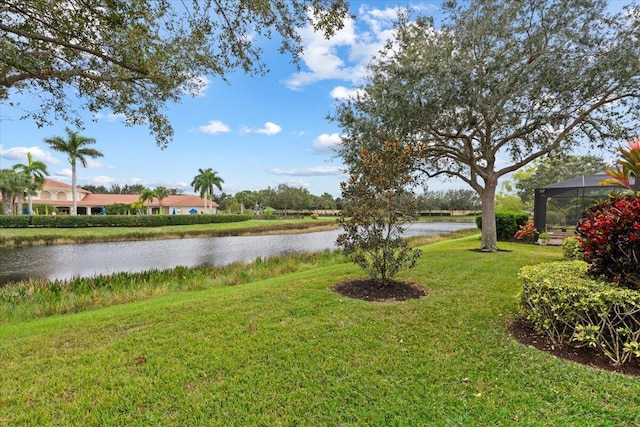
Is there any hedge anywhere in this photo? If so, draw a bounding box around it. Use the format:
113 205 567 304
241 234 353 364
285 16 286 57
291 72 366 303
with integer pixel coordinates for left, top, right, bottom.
519 261 640 365
475 211 529 241
0 214 251 228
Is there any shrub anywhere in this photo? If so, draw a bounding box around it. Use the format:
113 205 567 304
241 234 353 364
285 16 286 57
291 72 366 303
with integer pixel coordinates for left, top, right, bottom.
0 214 251 228
576 194 640 290
561 236 583 261
520 261 640 365
105 203 132 215
476 211 528 241
263 207 276 220
0 215 30 228
513 218 537 243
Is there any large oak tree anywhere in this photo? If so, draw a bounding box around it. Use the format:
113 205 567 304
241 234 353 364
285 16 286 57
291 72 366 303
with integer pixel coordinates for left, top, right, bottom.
333 0 640 251
1 0 349 147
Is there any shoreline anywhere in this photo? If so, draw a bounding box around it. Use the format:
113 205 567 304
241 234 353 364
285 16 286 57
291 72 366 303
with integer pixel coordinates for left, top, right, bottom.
0 222 341 248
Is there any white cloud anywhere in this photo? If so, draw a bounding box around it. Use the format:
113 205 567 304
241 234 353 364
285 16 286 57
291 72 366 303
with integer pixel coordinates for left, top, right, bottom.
330 86 365 100
255 122 282 135
269 166 344 176
198 120 230 134
93 112 127 122
312 133 342 153
276 178 311 189
56 168 72 178
85 158 103 169
285 5 405 89
0 145 61 164
240 122 282 135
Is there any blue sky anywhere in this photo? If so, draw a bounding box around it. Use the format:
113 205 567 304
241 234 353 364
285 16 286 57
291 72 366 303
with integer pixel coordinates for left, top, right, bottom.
0 1 629 198
0 1 446 198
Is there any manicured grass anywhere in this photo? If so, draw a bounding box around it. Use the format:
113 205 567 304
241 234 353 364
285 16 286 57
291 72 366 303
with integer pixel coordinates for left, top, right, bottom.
1 235 637 426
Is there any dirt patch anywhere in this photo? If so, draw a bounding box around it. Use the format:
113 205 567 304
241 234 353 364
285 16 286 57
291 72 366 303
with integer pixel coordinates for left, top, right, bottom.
509 318 640 377
332 279 427 302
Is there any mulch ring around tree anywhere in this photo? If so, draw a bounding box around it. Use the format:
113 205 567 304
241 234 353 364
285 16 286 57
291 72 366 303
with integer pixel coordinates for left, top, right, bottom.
331 279 427 302
509 318 640 378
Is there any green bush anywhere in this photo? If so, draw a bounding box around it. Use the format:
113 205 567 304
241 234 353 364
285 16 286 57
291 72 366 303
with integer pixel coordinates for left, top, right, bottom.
519 261 640 365
561 236 583 261
0 215 31 228
475 211 528 241
263 207 276 220
104 203 132 215
0 214 251 228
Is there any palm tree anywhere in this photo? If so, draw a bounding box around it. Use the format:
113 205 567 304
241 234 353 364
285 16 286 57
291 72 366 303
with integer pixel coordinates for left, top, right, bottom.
154 186 169 214
44 128 103 215
0 169 30 215
138 188 157 215
191 168 224 214
13 152 49 215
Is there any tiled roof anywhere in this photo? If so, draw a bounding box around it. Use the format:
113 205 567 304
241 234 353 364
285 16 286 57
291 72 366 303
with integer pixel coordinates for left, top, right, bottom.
77 194 217 208
43 179 90 193
1 178 219 209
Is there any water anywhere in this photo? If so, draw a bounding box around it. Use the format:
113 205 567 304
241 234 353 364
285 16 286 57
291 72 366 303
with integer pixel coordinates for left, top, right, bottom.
0 222 474 285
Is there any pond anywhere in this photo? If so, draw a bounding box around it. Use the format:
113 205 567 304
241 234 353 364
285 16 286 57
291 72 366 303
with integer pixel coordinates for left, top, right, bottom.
0 222 475 285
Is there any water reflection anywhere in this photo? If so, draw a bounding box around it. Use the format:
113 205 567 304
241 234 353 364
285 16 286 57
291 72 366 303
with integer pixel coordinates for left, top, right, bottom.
0 222 474 285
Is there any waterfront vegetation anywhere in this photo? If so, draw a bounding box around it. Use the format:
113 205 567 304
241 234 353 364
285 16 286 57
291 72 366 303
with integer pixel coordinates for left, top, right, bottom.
0 217 337 247
0 215 476 247
2 232 639 426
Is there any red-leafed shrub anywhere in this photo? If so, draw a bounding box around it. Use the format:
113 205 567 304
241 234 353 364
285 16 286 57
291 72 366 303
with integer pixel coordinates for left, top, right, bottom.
576 194 640 290
514 218 537 243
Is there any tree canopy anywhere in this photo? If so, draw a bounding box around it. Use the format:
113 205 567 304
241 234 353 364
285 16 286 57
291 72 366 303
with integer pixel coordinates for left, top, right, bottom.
1 0 349 147
333 0 640 251
191 168 224 213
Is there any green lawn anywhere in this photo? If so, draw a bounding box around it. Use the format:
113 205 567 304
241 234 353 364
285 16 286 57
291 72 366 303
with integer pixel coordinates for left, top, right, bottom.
1 235 638 426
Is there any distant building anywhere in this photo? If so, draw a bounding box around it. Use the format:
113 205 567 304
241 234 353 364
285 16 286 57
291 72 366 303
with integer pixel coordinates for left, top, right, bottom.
22 179 218 215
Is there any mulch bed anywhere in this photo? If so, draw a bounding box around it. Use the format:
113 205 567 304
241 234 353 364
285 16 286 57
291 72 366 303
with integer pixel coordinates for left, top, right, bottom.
509 318 640 377
331 280 640 377
331 279 427 302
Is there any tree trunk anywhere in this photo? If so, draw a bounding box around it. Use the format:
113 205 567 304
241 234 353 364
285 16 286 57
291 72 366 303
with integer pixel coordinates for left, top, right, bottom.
480 178 499 252
16 193 24 215
1 190 12 215
71 163 78 215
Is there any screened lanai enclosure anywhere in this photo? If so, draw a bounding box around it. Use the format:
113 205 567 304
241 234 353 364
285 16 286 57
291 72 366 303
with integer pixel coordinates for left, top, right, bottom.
533 172 637 232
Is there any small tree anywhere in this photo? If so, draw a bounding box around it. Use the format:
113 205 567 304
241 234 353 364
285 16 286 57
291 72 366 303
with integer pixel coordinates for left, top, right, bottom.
337 140 421 284
12 152 49 215
138 188 157 215
154 186 169 213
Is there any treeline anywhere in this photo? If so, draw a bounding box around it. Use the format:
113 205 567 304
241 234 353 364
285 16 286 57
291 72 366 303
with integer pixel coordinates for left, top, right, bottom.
81 183 481 214
214 184 340 213
82 184 184 195
416 189 480 211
